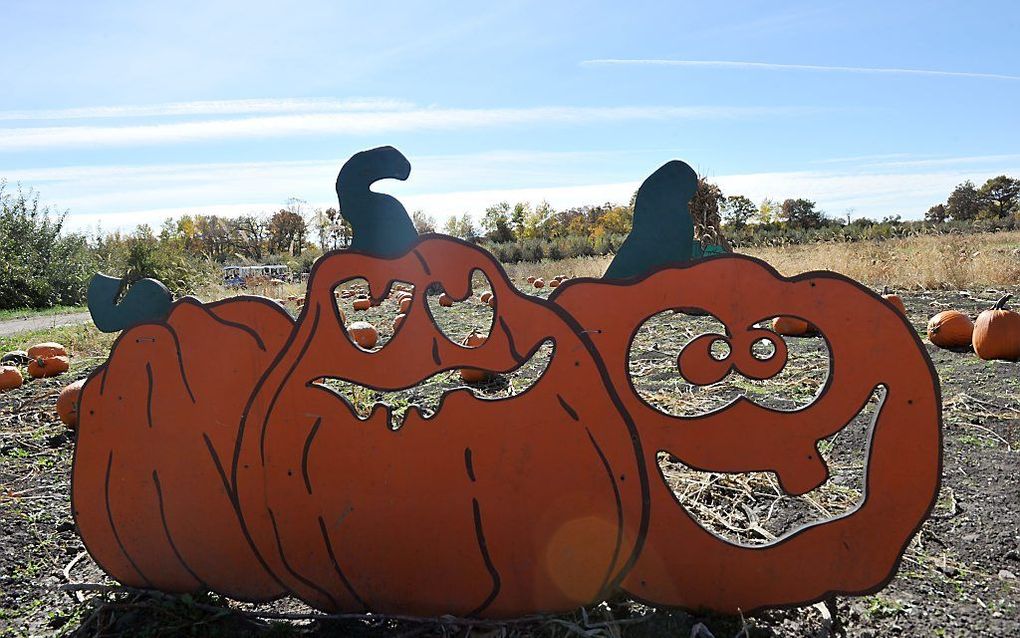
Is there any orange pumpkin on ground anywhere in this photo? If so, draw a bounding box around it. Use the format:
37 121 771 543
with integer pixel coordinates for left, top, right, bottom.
438 293 454 307
479 291 492 304
353 298 372 311
927 310 973 348
548 279 560 288
57 379 86 428
73 296 294 602
526 276 535 284
0 366 23 391
881 287 907 315
459 330 493 383
348 321 379 349
392 313 406 332
28 342 68 359
29 355 69 378
973 294 1020 361
398 297 412 313
533 278 545 289
771 316 811 336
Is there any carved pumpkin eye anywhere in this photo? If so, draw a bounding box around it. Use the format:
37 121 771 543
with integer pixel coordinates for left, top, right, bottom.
424 268 495 344
628 310 829 417
332 278 416 351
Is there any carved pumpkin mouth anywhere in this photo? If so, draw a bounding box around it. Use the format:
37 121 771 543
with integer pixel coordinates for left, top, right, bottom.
310 340 555 430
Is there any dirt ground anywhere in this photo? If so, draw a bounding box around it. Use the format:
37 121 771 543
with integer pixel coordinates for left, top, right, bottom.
0 287 1017 637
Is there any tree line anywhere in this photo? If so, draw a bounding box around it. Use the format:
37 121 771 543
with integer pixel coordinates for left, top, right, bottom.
2 172 1018 311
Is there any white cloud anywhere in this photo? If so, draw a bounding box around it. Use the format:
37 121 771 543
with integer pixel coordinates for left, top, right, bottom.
582 59 1020 82
0 97 416 121
28 152 1020 234
0 104 815 151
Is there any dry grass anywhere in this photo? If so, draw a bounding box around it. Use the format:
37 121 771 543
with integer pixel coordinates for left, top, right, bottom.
744 231 1020 290
187 232 1020 304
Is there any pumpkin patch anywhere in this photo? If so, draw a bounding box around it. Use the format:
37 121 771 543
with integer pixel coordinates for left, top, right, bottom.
70 146 943 620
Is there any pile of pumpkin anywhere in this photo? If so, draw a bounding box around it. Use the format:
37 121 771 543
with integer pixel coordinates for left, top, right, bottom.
527 274 568 289
1 341 85 429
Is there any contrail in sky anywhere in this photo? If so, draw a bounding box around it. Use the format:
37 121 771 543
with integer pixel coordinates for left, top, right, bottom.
582 59 1020 81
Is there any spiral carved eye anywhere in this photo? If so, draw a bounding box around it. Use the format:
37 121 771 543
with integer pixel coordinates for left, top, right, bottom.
677 328 788 386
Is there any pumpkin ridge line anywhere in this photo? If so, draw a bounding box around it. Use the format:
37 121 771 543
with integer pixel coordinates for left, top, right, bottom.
260 305 322 466
162 322 197 404
145 363 154 429
151 470 206 589
316 516 368 612
464 447 476 482
586 427 625 596
267 506 339 610
465 497 501 617
103 450 153 588
301 418 323 495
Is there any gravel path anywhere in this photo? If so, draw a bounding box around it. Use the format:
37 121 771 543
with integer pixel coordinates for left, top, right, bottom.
0 311 92 337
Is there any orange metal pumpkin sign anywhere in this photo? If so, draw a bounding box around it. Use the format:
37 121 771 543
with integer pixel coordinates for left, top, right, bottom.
72 147 941 618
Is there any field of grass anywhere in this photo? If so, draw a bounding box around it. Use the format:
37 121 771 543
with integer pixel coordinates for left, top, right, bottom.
1 232 1018 636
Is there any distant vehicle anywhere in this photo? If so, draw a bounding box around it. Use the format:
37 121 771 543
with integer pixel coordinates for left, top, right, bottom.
223 264 291 287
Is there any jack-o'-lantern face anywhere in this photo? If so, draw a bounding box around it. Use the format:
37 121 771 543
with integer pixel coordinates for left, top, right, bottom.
551 254 942 613
233 235 647 617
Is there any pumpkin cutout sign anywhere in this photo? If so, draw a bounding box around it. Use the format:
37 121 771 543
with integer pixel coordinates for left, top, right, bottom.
72 146 942 618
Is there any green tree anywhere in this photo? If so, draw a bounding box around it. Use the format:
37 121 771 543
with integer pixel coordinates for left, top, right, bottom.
779 198 825 229
0 182 96 309
268 209 308 256
925 203 948 223
482 202 514 242
977 175 1020 219
946 181 981 221
443 213 478 240
722 195 756 229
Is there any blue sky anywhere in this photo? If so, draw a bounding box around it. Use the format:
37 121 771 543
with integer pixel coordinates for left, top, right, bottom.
2 0 1019 232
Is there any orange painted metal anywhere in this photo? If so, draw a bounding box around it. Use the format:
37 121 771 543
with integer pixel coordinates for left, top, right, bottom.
72 238 941 618
551 255 942 613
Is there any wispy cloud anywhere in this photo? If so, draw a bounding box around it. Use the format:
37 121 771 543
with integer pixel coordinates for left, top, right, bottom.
0 104 816 151
0 98 416 122
39 151 1020 233
582 59 1020 82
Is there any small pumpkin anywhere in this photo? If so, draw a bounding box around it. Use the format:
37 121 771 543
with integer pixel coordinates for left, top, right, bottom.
526 276 535 284
29 355 69 378
548 279 560 288
398 297 412 313
0 365 24 391
459 331 493 383
392 313 406 332
57 379 86 428
882 287 907 315
771 316 810 336
533 278 545 289
353 298 372 311
438 293 454 307
479 291 493 304
973 294 1020 361
348 321 379 349
28 342 68 359
926 311 973 349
